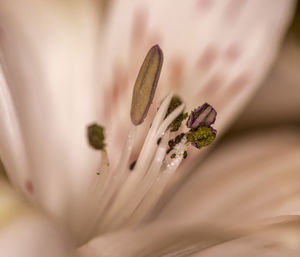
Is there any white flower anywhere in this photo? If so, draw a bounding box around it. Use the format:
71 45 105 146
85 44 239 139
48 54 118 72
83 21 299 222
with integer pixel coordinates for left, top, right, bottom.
0 0 298 256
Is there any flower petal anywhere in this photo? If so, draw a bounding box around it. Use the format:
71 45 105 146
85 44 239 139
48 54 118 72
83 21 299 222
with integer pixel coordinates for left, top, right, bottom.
234 37 300 129
97 0 297 221
78 216 300 257
99 0 296 133
160 128 300 223
191 220 300 257
0 0 106 238
97 0 296 184
0 179 76 257
1 213 76 257
0 65 31 196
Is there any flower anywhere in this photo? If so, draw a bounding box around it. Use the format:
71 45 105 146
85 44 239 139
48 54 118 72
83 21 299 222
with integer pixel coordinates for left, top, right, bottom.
0 0 298 256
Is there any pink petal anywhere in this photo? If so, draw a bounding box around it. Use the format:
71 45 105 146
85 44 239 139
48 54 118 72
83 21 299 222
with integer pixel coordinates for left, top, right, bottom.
161 129 300 223
100 0 296 129
0 214 76 257
79 216 300 257
0 0 105 239
0 180 76 257
99 0 296 177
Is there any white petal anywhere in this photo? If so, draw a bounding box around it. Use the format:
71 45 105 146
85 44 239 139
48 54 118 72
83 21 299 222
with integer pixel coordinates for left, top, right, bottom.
78 216 300 257
0 213 76 257
0 179 76 257
100 0 295 134
0 1 105 236
0 65 30 195
97 0 296 182
160 129 300 223
191 217 300 256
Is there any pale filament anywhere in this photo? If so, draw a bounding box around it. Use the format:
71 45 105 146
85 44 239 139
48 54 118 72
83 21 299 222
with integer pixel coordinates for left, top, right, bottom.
95 93 188 233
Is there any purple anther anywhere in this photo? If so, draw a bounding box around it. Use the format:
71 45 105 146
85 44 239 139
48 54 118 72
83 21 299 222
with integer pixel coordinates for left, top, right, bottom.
187 103 217 129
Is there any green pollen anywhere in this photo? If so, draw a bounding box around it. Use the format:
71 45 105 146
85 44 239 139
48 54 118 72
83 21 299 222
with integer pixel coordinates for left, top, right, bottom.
87 123 106 150
186 126 216 148
170 112 188 132
166 96 182 116
165 96 188 132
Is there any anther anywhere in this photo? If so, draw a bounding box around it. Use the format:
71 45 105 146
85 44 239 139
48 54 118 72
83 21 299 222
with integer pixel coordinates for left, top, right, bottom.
165 96 188 132
186 126 216 149
87 123 106 150
187 103 216 129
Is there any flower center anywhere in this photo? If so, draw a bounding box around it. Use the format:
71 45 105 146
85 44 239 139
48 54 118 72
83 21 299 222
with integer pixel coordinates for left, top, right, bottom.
86 45 217 236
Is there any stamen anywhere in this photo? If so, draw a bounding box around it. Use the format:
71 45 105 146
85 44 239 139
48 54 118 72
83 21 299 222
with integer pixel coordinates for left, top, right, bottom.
114 131 171 228
156 103 185 138
134 94 174 172
187 103 216 129
130 136 188 224
87 123 106 150
186 126 216 148
165 96 188 132
130 45 163 125
85 46 218 235
98 96 176 231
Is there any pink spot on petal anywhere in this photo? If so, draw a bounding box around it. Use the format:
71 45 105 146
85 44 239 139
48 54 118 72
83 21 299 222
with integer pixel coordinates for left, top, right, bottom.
224 44 241 63
131 8 148 45
113 67 129 102
25 180 34 194
196 45 218 71
112 84 119 103
102 87 112 123
200 73 223 97
196 0 214 12
224 0 247 21
227 73 251 97
168 56 185 90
